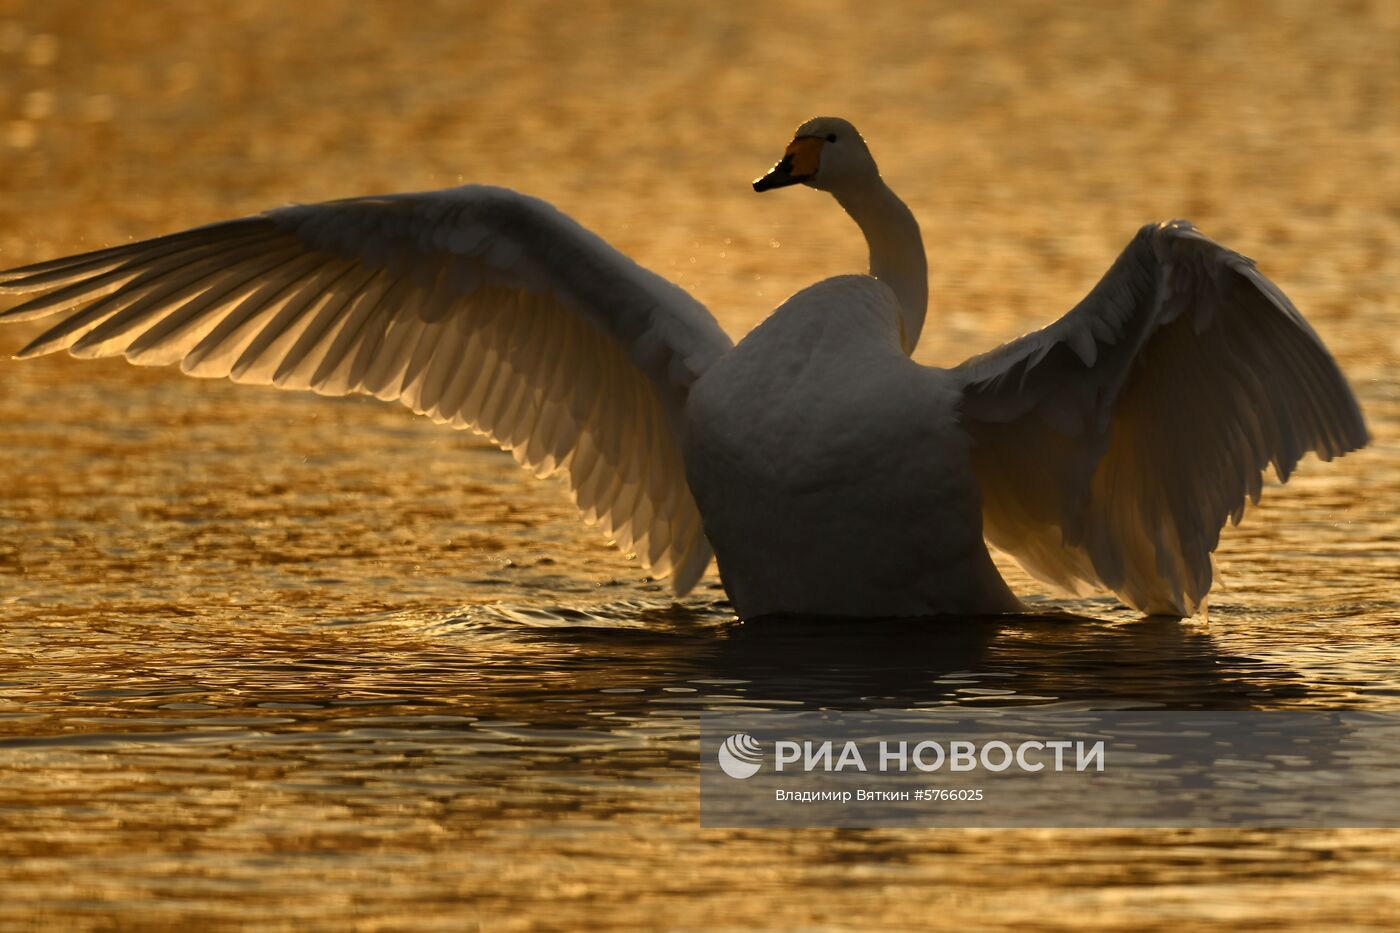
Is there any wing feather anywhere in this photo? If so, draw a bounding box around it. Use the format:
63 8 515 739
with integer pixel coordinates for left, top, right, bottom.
71 238 302 357
272 264 382 389
126 249 314 364
180 255 336 377
0 224 273 309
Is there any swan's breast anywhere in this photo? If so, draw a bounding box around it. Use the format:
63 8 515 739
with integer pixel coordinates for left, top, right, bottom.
682 275 966 492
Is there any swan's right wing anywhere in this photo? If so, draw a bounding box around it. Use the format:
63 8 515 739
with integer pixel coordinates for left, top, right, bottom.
955 221 1367 615
0 185 734 593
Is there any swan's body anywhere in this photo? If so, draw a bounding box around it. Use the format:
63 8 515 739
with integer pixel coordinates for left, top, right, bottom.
685 275 1020 618
0 117 1368 619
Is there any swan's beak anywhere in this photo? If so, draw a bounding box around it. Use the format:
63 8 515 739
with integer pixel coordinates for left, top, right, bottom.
753 136 824 192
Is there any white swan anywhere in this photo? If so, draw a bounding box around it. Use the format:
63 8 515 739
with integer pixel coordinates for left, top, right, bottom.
0 116 1368 619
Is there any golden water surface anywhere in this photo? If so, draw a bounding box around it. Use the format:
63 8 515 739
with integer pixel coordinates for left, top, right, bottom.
0 0 1397 929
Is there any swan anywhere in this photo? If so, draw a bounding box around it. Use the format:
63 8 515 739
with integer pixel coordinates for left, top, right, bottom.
0 116 1368 619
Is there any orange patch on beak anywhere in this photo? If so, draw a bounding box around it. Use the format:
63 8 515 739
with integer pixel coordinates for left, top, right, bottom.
784 135 825 178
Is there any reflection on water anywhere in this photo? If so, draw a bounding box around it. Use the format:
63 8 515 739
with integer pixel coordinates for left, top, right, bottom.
2 602 1398 927
1 0 1398 928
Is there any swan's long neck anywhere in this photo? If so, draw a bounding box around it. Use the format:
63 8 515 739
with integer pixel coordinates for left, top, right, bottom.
833 180 928 354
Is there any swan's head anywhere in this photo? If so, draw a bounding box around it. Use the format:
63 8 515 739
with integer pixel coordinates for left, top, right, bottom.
753 117 878 195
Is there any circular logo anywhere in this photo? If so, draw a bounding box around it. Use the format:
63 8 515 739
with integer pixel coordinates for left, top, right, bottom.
717 733 764 779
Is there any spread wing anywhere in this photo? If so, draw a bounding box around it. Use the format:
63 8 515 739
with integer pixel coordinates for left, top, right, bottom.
0 185 734 593
956 220 1367 615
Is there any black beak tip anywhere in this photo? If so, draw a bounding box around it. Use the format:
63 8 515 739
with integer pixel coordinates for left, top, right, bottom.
753 171 800 193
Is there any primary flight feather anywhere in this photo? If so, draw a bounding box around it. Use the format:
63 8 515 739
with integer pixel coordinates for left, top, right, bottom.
0 116 1368 619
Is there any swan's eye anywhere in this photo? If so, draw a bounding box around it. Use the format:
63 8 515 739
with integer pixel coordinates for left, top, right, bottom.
826 133 837 143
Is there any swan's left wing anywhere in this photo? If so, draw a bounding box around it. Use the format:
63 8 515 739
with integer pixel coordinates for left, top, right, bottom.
955 220 1367 615
0 186 734 594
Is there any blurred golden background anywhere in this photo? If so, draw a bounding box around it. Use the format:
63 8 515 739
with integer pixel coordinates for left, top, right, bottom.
0 1 1396 929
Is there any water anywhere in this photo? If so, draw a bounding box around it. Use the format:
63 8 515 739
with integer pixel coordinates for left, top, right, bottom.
1 0 1397 928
